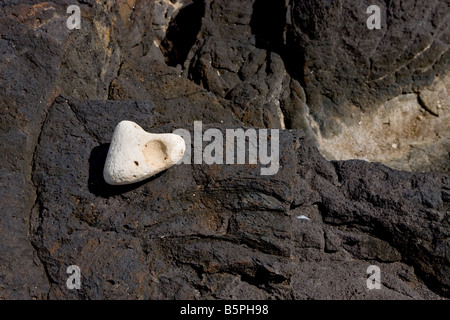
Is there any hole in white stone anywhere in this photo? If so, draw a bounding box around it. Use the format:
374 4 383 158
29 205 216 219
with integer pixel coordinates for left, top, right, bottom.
143 140 169 165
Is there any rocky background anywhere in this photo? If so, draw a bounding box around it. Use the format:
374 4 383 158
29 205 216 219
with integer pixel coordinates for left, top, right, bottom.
0 0 448 299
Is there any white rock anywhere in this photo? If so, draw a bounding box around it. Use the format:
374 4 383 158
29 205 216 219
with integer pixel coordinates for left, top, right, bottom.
103 121 185 185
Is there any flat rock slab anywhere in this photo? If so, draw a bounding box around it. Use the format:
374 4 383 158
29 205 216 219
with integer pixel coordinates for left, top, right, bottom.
29 98 449 299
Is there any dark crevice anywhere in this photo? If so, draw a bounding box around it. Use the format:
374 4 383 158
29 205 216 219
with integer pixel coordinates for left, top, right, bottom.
240 267 288 287
29 199 54 296
289 201 302 210
417 93 439 117
161 0 205 67
250 0 287 55
249 0 307 126
250 0 306 83
65 99 101 144
331 160 345 184
28 100 55 297
107 59 124 100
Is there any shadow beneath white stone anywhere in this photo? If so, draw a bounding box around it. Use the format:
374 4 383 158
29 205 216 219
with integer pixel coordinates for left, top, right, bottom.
88 144 166 198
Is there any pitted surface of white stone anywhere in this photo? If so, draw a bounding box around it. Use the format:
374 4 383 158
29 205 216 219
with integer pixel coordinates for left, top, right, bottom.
104 121 185 185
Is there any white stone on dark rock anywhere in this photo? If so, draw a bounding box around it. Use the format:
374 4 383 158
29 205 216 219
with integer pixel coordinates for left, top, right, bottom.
103 121 185 185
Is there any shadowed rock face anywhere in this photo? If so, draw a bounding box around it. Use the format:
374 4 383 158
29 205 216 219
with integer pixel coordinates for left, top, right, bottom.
0 0 448 299
285 0 450 173
182 0 450 173
288 0 449 123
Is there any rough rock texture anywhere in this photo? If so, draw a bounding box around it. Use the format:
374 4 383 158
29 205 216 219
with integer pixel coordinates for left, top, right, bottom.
0 1 70 299
0 0 449 300
288 0 449 133
181 0 450 173
30 98 449 299
290 0 450 172
182 0 295 129
315 81 450 173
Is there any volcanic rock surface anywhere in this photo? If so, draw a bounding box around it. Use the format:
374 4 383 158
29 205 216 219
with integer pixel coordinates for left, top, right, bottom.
0 0 448 299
